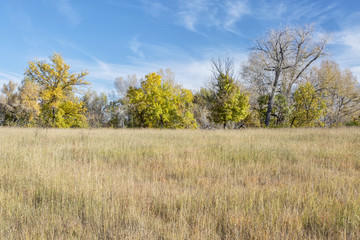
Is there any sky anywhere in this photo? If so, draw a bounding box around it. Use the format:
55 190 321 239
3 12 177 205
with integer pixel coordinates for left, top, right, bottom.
0 0 360 92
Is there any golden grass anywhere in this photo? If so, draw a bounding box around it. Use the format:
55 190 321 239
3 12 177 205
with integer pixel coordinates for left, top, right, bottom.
0 127 359 239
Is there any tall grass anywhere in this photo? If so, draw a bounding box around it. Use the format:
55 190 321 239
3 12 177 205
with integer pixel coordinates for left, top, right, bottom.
0 128 359 239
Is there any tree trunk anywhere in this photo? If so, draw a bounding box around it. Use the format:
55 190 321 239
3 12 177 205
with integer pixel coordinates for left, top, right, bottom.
265 70 281 127
52 108 56 125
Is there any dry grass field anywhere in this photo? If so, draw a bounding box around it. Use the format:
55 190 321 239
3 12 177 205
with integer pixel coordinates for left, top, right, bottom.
0 127 359 239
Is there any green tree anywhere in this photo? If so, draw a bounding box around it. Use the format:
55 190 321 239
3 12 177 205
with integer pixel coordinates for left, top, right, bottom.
290 82 327 127
25 53 89 127
127 72 197 128
207 58 250 128
256 94 290 127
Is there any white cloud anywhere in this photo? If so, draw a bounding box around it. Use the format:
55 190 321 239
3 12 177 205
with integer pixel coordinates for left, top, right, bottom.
141 0 168 17
350 66 360 82
241 0 338 25
225 1 249 28
172 60 211 89
55 0 81 26
286 1 336 22
332 28 360 62
177 0 209 31
182 15 197 31
330 28 360 83
0 71 23 87
55 37 249 92
176 0 249 33
67 58 212 91
127 37 194 63
129 36 145 59
65 44 249 92
169 0 338 33
338 30 360 52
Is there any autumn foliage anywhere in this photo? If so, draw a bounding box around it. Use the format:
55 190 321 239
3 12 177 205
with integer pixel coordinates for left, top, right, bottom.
127 72 197 128
1 26 360 128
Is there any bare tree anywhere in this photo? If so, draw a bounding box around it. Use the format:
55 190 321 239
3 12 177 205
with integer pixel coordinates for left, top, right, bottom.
114 74 138 98
307 60 360 126
0 81 29 126
158 68 175 83
211 57 236 81
242 25 328 126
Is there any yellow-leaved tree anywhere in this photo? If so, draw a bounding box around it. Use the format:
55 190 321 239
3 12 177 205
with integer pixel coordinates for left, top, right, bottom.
24 53 89 128
290 82 327 127
127 72 197 128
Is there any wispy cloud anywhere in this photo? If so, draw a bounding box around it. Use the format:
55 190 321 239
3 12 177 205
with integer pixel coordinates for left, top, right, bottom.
177 0 210 31
174 0 338 34
0 71 23 87
224 0 250 34
176 0 249 33
127 37 193 63
287 1 338 23
54 0 81 26
129 36 145 59
141 0 168 17
250 0 338 24
225 1 249 26
330 27 360 82
69 58 212 91
337 29 360 52
350 66 360 82
65 43 249 92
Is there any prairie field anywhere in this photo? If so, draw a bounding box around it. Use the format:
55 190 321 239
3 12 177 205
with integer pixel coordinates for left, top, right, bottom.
0 127 360 239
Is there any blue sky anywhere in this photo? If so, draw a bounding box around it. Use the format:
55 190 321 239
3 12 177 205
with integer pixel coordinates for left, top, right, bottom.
0 0 360 92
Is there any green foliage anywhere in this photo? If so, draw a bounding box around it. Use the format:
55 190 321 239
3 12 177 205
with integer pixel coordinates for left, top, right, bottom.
290 82 327 127
346 116 360 126
257 94 290 127
208 73 250 128
24 53 89 128
127 72 197 128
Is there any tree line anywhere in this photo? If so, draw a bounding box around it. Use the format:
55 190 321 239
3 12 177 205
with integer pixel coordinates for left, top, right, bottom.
1 25 359 129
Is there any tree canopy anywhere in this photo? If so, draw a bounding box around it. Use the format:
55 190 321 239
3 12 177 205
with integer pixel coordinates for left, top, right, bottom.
204 58 250 128
290 82 327 127
127 72 197 129
23 53 89 127
242 25 328 127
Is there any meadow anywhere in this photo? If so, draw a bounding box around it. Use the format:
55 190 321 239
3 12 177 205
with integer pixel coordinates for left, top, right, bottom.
0 127 359 239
